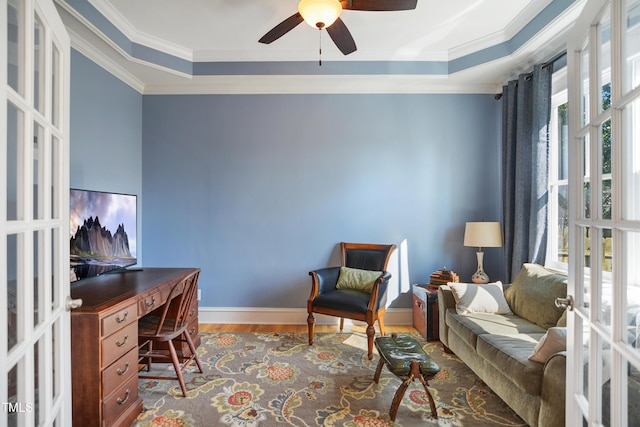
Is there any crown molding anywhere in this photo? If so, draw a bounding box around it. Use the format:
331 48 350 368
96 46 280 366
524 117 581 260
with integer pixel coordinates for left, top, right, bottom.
88 0 194 61
67 27 146 93
143 74 500 95
504 0 555 41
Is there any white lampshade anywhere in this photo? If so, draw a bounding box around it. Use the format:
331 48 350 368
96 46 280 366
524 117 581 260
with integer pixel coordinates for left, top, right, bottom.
298 0 342 29
464 222 503 249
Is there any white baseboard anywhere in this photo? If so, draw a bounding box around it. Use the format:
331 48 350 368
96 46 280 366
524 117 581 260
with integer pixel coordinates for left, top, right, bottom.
198 307 413 326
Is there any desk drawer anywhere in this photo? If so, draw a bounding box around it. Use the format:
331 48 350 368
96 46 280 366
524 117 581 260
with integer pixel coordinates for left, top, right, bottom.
102 322 137 368
102 346 138 398
103 374 139 427
102 303 137 337
138 288 170 317
187 298 198 338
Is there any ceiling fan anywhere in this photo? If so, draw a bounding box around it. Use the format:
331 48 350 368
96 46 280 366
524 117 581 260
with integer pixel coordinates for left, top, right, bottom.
258 0 418 56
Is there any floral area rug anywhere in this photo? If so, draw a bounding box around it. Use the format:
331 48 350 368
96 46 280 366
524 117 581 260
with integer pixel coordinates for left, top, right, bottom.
133 332 526 426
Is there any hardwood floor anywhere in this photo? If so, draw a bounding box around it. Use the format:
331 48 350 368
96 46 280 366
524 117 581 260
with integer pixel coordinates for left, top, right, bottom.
199 324 418 334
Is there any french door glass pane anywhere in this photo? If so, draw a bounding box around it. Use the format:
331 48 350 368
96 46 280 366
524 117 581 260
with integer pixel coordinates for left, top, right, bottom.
622 98 640 220
600 340 612 425
7 362 18 426
34 340 41 425
625 231 640 351
51 135 60 219
598 8 611 113
34 13 45 114
7 0 23 94
52 43 60 128
558 184 569 263
7 233 19 352
34 230 45 327
628 362 640 424
581 45 591 126
558 102 569 180
34 122 45 219
7 101 23 221
583 226 593 307
583 136 592 219
601 118 612 219
52 320 59 400
623 0 640 92
601 229 613 327
580 316 590 402
51 228 59 310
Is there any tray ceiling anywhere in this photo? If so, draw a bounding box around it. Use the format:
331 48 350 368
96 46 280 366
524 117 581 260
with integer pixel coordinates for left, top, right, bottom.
56 0 585 93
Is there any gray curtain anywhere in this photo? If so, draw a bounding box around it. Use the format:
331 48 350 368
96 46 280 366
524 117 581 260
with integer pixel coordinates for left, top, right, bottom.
502 63 552 282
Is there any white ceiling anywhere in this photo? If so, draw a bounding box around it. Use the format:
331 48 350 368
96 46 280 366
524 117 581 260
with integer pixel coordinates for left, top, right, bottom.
56 0 584 94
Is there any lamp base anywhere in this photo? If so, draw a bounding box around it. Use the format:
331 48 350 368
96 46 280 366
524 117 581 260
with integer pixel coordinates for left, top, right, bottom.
472 251 490 284
471 270 490 284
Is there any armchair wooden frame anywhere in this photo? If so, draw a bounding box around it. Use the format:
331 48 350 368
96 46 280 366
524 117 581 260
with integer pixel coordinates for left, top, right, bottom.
307 242 396 360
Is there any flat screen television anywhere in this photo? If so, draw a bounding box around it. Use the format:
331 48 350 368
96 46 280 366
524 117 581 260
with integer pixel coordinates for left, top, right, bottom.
70 188 137 282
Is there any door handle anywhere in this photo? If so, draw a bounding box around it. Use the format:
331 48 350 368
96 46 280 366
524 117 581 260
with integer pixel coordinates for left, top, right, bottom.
66 296 83 311
555 295 574 311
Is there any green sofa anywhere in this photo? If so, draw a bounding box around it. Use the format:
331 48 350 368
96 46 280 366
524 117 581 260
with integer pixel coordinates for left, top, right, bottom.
437 263 567 427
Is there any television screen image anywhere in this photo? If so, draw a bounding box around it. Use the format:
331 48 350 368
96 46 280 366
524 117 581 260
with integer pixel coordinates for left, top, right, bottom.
70 189 137 282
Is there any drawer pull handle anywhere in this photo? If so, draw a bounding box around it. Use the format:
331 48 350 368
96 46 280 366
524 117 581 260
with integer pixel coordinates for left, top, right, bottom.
116 389 130 405
189 308 195 316
117 362 130 376
145 297 156 308
116 311 128 323
115 335 128 347
189 327 196 335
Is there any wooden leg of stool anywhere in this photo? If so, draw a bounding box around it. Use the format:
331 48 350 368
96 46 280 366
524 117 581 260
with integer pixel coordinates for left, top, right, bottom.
373 358 385 383
417 374 438 419
389 375 412 422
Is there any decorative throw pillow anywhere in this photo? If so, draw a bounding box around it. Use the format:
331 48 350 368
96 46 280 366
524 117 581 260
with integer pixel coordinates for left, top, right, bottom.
556 309 568 327
335 266 382 293
449 281 513 315
504 263 568 329
529 327 567 363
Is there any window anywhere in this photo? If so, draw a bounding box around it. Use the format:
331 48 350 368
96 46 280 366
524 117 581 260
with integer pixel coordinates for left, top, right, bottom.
546 65 569 271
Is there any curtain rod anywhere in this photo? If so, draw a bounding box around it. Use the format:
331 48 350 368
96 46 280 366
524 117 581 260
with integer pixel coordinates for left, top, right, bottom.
494 51 567 100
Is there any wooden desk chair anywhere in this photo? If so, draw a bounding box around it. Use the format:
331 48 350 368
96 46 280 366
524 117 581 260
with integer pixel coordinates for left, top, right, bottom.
138 271 203 397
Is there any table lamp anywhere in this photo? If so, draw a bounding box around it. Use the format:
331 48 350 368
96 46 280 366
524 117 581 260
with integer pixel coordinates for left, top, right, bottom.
464 222 503 283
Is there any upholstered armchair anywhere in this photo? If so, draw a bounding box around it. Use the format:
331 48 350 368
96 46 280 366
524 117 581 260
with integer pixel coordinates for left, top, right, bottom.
307 242 396 360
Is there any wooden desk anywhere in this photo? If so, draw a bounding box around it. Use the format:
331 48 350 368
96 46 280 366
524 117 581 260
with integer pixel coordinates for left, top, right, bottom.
70 267 200 427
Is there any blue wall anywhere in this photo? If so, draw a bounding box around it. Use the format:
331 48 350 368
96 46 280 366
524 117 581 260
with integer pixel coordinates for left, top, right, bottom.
70 51 144 263
142 94 503 308
68 51 504 310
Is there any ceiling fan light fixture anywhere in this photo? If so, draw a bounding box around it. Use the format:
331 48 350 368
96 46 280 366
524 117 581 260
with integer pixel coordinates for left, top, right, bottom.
298 0 342 29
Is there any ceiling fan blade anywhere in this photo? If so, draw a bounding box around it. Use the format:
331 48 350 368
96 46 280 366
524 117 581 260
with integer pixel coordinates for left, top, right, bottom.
326 17 357 55
343 0 417 11
259 12 305 44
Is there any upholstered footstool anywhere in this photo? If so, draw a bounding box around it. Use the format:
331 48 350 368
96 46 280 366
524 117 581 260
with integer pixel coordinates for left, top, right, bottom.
373 333 440 421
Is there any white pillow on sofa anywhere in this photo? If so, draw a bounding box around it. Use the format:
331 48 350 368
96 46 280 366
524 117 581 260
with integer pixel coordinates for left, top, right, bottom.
528 327 567 363
449 281 513 315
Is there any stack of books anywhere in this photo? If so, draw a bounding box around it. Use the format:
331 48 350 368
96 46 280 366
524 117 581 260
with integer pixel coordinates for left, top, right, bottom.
429 267 459 290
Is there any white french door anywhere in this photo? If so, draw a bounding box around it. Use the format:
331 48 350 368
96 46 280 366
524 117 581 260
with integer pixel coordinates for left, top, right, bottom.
1 0 71 426
566 0 640 425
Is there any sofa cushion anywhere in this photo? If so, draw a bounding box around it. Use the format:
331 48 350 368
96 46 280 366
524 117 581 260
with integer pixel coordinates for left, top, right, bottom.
449 282 513 315
446 310 547 349
504 263 567 329
477 333 547 395
529 327 567 363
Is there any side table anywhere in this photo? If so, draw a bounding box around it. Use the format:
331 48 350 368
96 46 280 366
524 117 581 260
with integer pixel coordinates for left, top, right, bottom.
412 284 439 341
